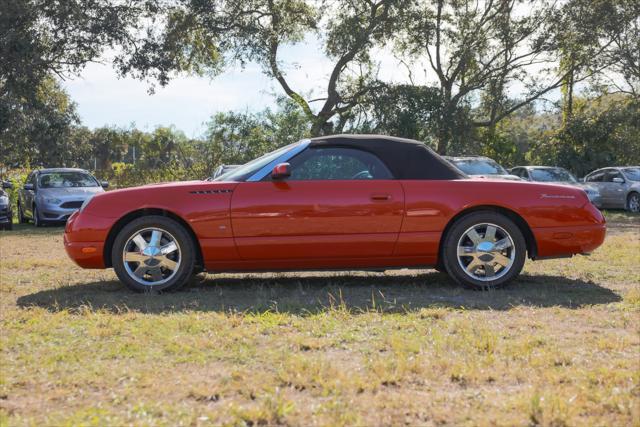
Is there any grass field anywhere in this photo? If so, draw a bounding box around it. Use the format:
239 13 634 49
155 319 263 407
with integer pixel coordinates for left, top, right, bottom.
1 212 639 426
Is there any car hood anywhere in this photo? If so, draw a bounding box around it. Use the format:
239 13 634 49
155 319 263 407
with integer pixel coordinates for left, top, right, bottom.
38 186 104 199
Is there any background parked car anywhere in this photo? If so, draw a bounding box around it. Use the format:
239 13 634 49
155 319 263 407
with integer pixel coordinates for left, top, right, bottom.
210 164 240 180
583 167 640 212
0 181 13 230
18 168 108 226
509 166 602 208
444 156 522 181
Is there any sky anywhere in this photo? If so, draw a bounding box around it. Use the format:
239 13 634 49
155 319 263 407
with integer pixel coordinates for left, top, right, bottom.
62 37 558 138
62 38 425 138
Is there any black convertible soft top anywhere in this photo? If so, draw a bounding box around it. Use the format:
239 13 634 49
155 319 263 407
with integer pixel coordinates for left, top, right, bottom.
309 134 465 180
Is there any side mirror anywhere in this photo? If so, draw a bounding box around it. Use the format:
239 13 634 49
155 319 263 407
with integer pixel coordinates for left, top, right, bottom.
612 177 624 184
101 181 109 189
271 163 291 180
24 183 34 191
1 181 12 189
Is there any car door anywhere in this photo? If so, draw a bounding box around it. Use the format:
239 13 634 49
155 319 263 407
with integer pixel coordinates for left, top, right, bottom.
585 170 607 205
230 146 404 261
602 170 627 208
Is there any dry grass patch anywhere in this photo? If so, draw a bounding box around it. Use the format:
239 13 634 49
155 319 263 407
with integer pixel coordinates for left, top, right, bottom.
1 218 639 426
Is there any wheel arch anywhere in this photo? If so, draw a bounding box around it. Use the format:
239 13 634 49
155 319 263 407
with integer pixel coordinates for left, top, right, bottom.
438 205 538 264
103 208 204 269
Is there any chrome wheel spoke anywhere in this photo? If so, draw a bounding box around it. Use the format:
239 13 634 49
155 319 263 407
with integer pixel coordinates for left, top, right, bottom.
149 230 162 248
493 253 512 268
457 246 476 256
160 241 178 255
466 258 482 273
494 238 512 251
160 256 178 271
466 228 482 245
124 252 147 263
484 225 496 242
132 234 148 251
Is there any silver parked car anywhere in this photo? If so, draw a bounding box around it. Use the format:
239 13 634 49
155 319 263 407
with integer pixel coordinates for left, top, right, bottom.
583 167 640 212
17 168 108 226
444 156 522 181
509 166 602 208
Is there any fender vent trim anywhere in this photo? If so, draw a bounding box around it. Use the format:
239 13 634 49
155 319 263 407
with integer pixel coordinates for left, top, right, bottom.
189 189 233 195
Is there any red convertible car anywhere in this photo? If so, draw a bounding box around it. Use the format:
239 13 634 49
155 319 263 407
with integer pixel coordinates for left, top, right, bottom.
64 135 606 292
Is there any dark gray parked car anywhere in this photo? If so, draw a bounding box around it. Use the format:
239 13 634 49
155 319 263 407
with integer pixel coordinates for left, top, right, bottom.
583 167 640 212
509 166 602 208
17 168 108 226
0 181 13 230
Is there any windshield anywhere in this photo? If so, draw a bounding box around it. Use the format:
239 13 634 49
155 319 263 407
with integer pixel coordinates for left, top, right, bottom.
530 168 577 183
622 167 640 181
214 142 298 182
452 159 507 175
39 172 99 188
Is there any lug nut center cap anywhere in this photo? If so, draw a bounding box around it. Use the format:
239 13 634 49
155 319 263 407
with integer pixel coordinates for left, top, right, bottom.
477 241 494 252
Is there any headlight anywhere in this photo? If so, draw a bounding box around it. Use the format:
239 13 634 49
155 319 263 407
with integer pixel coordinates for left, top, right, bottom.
45 197 62 204
79 194 95 213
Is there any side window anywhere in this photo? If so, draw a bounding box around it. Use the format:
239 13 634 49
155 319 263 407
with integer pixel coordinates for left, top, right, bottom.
514 168 527 179
586 172 604 182
286 147 393 181
605 170 624 182
30 173 37 187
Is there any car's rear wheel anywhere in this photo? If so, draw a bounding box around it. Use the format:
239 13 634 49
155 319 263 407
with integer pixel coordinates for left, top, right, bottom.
627 192 640 213
112 216 195 292
442 211 526 290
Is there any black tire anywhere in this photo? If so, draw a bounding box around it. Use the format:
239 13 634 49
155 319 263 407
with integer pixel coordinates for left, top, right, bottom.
33 205 43 227
18 203 28 224
627 192 640 213
111 215 196 292
442 211 527 290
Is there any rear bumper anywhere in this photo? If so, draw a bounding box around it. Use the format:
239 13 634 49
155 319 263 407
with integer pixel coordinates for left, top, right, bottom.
532 223 606 259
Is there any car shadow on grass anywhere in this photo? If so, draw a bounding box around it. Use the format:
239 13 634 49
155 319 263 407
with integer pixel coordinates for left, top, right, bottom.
16 271 622 314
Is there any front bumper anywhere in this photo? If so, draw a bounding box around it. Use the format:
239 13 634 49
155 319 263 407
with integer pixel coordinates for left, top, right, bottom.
0 206 12 225
64 210 113 268
39 205 80 222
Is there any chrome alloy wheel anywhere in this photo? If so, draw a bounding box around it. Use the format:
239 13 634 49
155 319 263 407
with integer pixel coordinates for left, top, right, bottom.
456 223 516 282
122 227 182 286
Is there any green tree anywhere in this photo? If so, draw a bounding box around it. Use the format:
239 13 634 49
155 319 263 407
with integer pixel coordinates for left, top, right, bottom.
0 77 79 167
120 0 409 136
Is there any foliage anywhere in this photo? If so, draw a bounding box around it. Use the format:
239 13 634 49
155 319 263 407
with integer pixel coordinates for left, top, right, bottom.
0 77 79 167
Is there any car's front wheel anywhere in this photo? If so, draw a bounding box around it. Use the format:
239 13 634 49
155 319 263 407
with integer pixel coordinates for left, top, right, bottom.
112 216 196 292
442 211 527 290
33 205 43 227
627 192 640 213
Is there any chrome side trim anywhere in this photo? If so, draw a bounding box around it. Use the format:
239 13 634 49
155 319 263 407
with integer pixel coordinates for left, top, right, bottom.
246 139 310 182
